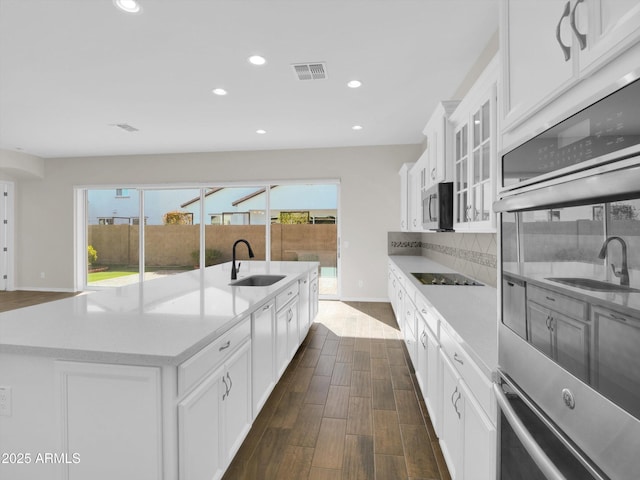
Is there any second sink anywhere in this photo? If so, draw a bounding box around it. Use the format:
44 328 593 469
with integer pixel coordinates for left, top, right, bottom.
547 277 640 293
230 275 286 287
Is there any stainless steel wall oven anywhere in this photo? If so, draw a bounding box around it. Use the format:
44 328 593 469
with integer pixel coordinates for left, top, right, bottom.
494 72 640 480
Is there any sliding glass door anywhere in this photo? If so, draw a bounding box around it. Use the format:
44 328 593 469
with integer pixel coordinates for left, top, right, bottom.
86 188 141 287
82 182 339 297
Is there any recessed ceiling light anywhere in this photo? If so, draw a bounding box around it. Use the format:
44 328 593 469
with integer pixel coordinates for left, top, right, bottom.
347 80 362 88
212 88 228 96
114 0 142 14
256 129 267 135
248 55 267 66
352 125 363 131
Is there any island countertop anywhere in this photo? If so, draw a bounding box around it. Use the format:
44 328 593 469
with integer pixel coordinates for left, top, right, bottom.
0 261 317 365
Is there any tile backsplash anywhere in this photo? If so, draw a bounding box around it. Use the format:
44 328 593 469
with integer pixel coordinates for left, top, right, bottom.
388 231 498 287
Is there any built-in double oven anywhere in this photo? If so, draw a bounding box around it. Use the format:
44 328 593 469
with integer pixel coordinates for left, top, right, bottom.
494 72 640 479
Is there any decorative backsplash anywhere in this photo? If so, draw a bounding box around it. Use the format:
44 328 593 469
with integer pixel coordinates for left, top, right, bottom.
388 231 498 287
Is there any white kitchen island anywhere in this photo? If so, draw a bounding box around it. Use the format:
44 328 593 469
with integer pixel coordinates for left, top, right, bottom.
0 260 319 480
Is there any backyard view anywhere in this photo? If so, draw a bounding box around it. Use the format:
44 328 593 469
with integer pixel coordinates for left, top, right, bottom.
86 184 339 295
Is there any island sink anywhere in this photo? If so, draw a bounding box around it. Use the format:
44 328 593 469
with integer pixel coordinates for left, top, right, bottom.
547 277 640 293
230 274 286 287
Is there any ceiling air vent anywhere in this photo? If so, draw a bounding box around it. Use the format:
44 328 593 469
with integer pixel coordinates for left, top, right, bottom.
111 123 139 133
292 62 327 81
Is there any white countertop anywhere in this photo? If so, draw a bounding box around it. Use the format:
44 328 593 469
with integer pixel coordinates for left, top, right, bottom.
0 261 317 365
389 255 498 377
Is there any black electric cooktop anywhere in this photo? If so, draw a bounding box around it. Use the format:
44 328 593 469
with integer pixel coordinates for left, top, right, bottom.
411 272 483 286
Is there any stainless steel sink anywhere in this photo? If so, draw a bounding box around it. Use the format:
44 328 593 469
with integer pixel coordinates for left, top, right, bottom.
230 274 286 287
546 277 640 293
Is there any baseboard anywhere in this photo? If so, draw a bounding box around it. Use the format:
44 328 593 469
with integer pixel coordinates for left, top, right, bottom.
13 286 78 293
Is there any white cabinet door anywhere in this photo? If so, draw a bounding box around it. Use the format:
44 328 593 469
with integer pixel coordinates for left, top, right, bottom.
579 0 640 75
252 301 276 416
55 362 162 480
440 353 464 480
310 275 319 322
220 340 252 466
298 275 311 342
460 381 496 480
178 366 224 480
399 163 413 231
416 315 429 397
409 163 422 231
423 101 459 186
451 58 497 232
286 298 300 361
503 0 576 128
426 333 442 436
276 302 290 377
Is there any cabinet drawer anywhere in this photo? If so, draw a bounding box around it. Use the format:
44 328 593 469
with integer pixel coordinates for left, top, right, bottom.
276 282 300 310
527 284 587 320
178 319 251 397
440 326 492 417
415 295 439 339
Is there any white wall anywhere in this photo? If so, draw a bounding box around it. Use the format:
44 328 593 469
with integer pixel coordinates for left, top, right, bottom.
15 144 421 299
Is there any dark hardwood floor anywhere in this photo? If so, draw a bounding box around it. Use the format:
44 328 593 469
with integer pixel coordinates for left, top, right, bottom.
0 292 450 479
223 300 451 480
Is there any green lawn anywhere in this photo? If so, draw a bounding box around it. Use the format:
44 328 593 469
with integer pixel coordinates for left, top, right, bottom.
88 270 138 282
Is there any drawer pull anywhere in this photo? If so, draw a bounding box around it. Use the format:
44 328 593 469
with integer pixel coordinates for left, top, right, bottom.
454 353 464 365
263 304 272 311
227 372 233 395
545 296 556 302
219 340 231 352
610 313 627 322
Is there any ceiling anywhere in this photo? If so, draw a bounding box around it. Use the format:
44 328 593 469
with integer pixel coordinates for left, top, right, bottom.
0 0 499 159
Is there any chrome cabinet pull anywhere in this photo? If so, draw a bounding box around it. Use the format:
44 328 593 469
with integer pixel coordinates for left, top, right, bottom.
219 340 231 352
610 312 628 322
222 375 228 400
545 296 556 302
555 1 572 61
227 372 233 395
570 0 586 49
454 353 464 365
451 386 458 406
263 304 272 311
454 391 462 419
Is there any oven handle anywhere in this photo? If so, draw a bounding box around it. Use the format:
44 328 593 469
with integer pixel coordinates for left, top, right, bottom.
493 383 567 480
494 162 640 212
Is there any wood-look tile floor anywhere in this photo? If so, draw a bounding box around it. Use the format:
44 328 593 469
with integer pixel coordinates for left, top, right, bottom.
223 300 452 480
0 290 80 313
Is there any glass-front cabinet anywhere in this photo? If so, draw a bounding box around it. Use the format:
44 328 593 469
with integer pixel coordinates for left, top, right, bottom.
450 57 498 232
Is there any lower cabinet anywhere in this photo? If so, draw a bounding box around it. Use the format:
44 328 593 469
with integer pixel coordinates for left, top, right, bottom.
415 311 441 435
276 297 299 376
55 361 163 480
439 352 495 480
178 339 252 480
252 301 276 417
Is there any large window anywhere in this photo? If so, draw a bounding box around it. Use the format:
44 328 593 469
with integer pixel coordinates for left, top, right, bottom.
81 182 339 297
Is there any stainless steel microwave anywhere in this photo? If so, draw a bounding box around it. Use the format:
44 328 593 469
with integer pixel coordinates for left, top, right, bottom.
421 182 453 231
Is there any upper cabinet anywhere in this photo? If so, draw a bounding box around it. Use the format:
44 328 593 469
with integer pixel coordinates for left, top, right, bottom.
423 101 460 187
450 56 499 232
398 162 414 232
502 0 640 131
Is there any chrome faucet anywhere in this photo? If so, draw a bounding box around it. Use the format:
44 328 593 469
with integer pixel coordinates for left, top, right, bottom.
231 239 255 280
598 236 629 287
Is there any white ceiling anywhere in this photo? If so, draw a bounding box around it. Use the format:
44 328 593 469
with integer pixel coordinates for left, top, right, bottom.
0 0 499 159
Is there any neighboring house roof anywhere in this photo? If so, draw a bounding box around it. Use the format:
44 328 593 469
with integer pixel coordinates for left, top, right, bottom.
231 186 279 207
180 187 224 208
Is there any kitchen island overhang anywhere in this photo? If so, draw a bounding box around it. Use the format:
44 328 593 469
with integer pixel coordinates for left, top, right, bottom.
0 260 320 480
